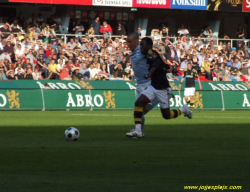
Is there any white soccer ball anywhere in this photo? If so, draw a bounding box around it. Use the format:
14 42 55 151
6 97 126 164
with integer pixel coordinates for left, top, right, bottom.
65 127 80 141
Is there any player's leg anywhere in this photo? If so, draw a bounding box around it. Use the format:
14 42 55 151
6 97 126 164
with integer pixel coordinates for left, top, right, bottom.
160 108 182 119
189 96 194 111
126 94 151 138
144 98 158 114
160 104 192 120
187 88 195 111
144 87 172 114
157 88 192 119
184 88 190 105
126 85 155 138
133 83 150 136
185 96 190 105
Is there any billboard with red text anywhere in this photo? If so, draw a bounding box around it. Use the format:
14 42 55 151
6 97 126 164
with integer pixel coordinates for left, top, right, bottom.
133 0 171 8
243 0 250 12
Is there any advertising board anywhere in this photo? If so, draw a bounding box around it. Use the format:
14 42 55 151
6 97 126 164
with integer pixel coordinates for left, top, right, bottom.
92 0 133 7
133 0 171 9
170 0 207 10
9 0 92 5
242 0 250 12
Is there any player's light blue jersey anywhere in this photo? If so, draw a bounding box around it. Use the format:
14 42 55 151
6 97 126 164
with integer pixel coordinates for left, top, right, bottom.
131 45 150 84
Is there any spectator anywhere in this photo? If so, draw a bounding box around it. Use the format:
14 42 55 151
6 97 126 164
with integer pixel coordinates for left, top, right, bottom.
206 32 216 43
28 19 40 34
37 54 48 78
12 24 21 33
165 44 177 61
115 51 122 63
88 25 95 37
92 16 101 36
14 44 24 59
88 64 99 80
158 18 169 30
26 49 36 69
58 22 68 35
37 13 44 26
195 36 203 47
100 21 112 39
17 12 25 29
32 68 43 80
113 63 124 79
151 29 161 44
119 35 126 45
201 57 213 80
97 64 109 80
48 59 60 79
191 54 200 72
240 63 250 77
59 64 71 80
184 38 192 51
48 15 57 29
234 58 241 69
213 64 222 81
79 63 90 79
177 24 189 37
236 41 244 52
0 50 11 62
236 24 244 39
201 25 212 37
180 57 188 70
119 57 127 69
136 27 142 37
73 19 84 41
0 67 7 80
158 41 165 54
123 61 132 79
24 68 34 79
0 22 12 38
54 14 61 25
226 42 232 53
67 38 76 49
72 68 83 80
15 68 23 80
117 22 126 35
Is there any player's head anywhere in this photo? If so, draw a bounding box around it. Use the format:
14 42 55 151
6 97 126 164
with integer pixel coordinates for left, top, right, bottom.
126 32 139 51
187 62 192 70
140 37 153 54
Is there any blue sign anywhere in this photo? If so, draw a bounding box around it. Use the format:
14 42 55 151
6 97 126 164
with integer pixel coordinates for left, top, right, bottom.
171 0 207 10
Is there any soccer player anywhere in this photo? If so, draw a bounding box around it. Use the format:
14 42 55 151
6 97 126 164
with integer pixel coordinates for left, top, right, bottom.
126 37 192 138
179 63 203 111
126 33 159 137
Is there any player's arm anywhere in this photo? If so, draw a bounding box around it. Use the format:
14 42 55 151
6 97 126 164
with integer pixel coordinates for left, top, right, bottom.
196 71 203 90
179 76 185 90
144 57 161 79
144 66 157 79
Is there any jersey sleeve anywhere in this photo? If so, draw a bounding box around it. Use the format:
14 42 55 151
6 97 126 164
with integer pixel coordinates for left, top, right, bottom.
152 57 162 69
183 70 187 77
193 69 199 77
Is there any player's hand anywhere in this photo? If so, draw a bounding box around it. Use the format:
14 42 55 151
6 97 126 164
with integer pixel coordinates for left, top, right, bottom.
200 87 203 91
179 84 182 90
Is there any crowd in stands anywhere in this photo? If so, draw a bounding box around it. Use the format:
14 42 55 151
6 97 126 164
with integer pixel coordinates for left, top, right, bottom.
0 13 249 82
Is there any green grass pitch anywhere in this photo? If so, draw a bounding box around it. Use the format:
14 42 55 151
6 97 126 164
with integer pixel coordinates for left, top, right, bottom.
0 110 249 192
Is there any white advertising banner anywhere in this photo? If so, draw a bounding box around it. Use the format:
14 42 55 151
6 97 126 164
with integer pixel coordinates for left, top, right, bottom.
93 0 133 7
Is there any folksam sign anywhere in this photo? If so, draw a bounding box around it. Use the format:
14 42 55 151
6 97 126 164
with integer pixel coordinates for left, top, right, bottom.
171 0 207 10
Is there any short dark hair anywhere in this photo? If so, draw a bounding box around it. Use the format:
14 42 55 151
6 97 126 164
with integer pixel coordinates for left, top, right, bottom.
127 32 139 41
141 37 153 48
